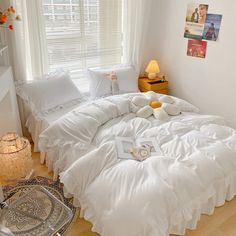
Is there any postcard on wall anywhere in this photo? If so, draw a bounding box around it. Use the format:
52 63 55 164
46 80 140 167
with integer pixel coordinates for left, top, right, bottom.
184 3 209 39
202 14 222 41
187 39 207 58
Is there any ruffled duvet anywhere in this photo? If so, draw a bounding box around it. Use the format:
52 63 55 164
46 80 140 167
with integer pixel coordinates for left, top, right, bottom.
39 93 236 236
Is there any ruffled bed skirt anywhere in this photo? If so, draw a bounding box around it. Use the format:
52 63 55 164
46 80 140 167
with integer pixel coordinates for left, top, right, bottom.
62 170 236 236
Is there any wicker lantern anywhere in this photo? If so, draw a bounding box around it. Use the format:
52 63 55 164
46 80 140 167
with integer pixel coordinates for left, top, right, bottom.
0 133 32 180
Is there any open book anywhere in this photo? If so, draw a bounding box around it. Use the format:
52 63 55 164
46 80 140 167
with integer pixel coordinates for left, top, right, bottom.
115 137 162 160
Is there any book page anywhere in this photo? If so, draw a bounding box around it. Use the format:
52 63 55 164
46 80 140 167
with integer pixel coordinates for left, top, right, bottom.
136 137 162 156
115 137 135 160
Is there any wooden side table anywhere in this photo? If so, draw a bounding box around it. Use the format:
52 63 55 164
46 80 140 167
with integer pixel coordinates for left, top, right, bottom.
138 76 168 94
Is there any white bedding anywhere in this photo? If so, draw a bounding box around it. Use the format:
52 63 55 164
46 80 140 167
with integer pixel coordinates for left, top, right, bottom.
24 92 90 152
38 93 236 236
26 102 82 152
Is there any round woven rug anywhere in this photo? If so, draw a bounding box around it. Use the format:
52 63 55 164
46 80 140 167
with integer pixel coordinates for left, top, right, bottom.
2 176 77 235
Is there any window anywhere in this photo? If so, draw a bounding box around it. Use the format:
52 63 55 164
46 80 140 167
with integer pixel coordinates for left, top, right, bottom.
42 0 123 91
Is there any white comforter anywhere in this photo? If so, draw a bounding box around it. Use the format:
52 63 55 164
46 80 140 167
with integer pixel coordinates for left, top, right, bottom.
39 93 236 236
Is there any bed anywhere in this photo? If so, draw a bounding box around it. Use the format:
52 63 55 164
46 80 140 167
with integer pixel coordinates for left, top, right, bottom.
37 92 236 236
15 67 236 235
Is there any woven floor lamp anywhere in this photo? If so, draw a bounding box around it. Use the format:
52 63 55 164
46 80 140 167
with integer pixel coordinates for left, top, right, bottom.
0 133 32 181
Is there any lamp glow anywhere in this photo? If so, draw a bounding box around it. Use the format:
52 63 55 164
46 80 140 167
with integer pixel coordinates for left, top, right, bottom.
145 60 160 80
0 133 32 180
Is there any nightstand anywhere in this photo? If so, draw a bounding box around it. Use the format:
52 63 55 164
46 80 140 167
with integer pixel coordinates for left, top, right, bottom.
138 76 168 94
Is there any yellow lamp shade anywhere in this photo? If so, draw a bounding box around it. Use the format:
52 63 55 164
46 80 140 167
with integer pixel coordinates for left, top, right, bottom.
150 101 162 109
145 60 160 74
0 133 32 180
145 60 160 79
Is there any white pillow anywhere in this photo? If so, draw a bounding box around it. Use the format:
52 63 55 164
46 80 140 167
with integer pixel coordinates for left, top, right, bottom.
144 91 161 101
115 66 139 93
162 103 181 116
159 95 174 104
132 96 149 107
87 68 113 98
136 106 153 118
16 71 83 115
87 65 139 97
158 94 199 113
172 97 200 113
153 108 169 121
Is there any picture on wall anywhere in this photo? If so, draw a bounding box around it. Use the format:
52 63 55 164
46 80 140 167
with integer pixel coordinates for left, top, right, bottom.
184 3 209 39
202 14 222 41
187 39 207 58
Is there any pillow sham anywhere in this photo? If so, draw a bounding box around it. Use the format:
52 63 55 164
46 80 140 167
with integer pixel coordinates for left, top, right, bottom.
115 66 139 94
87 68 113 98
87 65 139 98
16 71 83 116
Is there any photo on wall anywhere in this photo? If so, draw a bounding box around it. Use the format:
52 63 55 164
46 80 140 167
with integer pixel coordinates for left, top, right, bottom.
202 14 222 41
184 3 209 39
187 39 207 58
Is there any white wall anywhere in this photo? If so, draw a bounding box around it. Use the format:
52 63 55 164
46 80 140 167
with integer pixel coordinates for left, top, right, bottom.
151 0 236 128
140 0 162 73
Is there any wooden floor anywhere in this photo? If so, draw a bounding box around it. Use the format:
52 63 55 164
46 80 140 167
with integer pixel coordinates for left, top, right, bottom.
3 151 236 236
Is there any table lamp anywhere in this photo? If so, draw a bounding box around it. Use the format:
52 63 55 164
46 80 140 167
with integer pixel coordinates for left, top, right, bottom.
145 60 160 80
0 133 32 181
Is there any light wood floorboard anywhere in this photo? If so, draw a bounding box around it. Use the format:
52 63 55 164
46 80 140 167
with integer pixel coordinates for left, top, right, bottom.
2 150 236 236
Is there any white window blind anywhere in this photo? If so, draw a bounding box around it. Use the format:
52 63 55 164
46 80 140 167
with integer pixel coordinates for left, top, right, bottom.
42 0 123 91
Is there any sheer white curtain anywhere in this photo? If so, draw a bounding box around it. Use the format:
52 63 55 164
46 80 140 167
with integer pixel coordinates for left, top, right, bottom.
23 0 48 78
3 0 48 81
1 0 48 135
122 0 153 73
